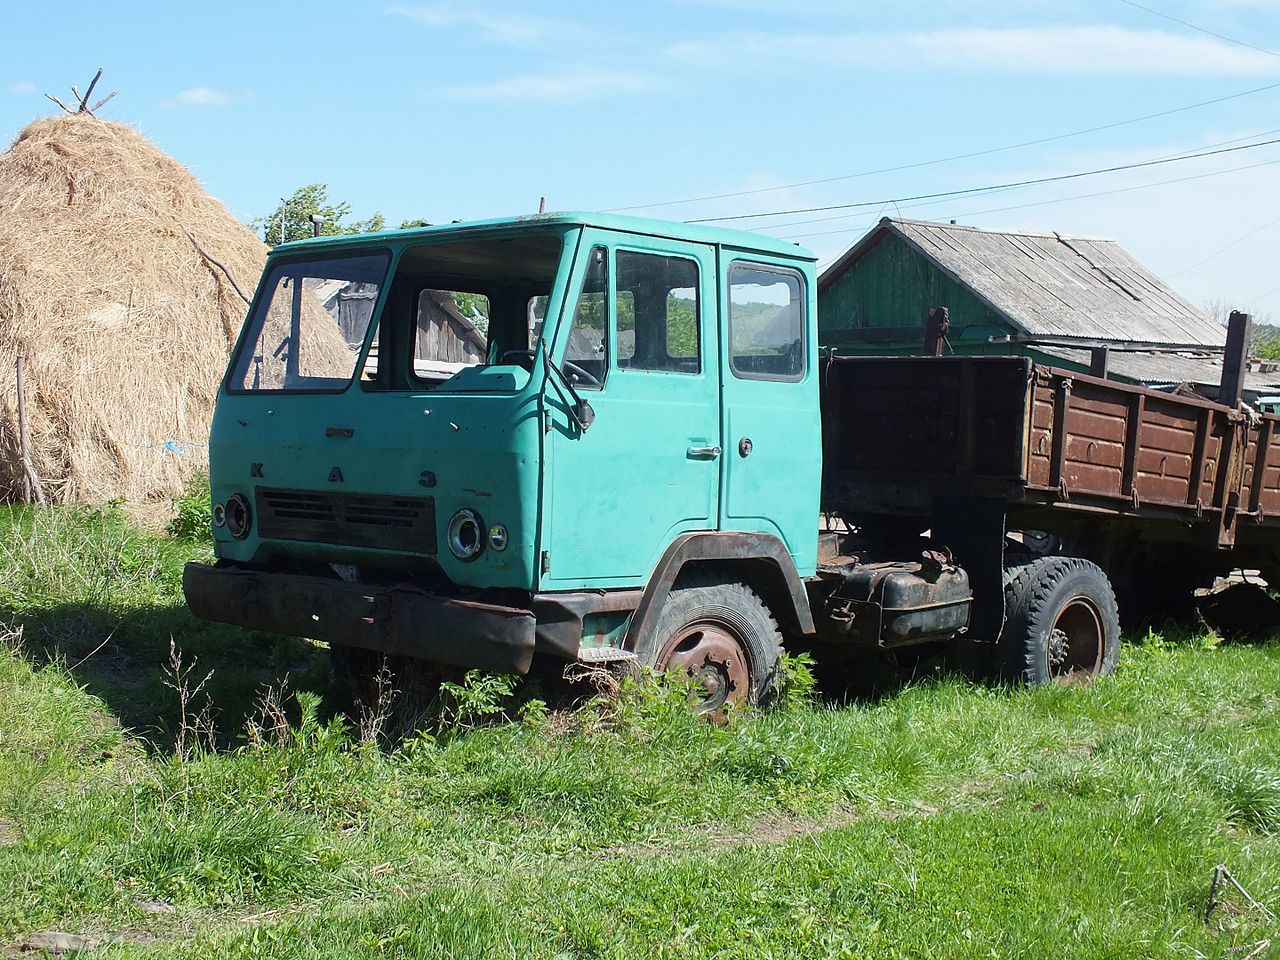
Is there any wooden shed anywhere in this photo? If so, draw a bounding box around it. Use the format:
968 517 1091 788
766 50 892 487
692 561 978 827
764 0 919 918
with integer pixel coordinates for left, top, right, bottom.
405 289 487 380
818 217 1280 401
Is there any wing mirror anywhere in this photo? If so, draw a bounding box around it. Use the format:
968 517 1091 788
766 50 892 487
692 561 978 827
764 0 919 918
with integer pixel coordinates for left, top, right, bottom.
574 398 596 432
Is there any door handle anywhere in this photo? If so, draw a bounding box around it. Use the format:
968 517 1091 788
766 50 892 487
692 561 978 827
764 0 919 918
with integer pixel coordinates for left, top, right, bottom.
687 445 722 460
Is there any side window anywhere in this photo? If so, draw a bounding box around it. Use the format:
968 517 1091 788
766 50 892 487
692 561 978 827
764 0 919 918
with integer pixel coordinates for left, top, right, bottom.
528 295 548 345
728 263 806 381
412 289 489 379
616 251 700 374
564 246 608 389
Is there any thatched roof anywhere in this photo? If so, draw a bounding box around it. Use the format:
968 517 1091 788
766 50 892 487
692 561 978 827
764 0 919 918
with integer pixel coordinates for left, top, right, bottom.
0 114 268 503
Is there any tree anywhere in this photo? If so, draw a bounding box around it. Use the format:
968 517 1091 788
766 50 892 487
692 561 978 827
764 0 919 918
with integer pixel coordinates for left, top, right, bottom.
1201 298 1278 358
253 184 386 246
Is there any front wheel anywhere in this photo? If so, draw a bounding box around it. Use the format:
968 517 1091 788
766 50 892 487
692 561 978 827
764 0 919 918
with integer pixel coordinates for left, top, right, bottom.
1000 556 1120 684
634 573 784 711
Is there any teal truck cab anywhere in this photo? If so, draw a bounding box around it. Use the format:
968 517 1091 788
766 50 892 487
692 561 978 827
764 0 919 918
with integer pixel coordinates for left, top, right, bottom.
195 211 1267 703
184 213 830 707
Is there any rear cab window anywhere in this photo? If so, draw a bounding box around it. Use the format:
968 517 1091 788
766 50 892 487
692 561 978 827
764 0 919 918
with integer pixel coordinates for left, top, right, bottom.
727 262 807 382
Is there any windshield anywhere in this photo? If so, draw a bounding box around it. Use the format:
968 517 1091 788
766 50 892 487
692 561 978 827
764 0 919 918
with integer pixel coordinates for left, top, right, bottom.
362 233 563 391
229 252 390 392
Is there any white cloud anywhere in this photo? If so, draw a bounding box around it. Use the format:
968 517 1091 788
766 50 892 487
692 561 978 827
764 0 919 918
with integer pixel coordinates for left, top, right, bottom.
387 4 581 46
669 25 1280 76
4 81 37 95
434 69 662 102
162 87 233 109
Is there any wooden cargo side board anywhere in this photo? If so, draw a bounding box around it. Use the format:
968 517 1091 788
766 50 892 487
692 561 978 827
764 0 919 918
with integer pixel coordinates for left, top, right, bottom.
823 355 1280 539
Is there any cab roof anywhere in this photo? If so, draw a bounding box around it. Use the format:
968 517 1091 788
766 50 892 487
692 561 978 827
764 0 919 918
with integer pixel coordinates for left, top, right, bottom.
274 210 816 262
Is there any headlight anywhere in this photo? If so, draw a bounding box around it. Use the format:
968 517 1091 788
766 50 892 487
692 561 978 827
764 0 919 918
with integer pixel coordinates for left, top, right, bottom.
488 524 509 551
447 508 484 561
225 493 252 540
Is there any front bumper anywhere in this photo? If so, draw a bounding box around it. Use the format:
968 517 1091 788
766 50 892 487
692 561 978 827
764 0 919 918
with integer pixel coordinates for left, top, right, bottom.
183 562 536 674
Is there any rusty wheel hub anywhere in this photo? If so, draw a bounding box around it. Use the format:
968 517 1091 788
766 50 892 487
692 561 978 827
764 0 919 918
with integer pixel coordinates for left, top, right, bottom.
657 621 751 711
1048 598 1104 680
1047 628 1070 669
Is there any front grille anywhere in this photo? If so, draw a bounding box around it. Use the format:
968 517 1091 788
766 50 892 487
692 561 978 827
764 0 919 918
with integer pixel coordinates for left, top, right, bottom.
256 488 436 553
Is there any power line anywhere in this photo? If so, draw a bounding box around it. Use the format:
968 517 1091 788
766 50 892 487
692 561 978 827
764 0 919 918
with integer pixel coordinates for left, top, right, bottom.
783 157 1280 245
746 126 1280 234
687 135 1280 224
601 79 1280 214
1167 212 1280 279
1247 281 1280 305
1115 0 1280 60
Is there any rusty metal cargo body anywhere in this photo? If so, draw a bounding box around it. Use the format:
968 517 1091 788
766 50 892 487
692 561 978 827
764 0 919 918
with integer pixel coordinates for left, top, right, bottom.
822 355 1280 546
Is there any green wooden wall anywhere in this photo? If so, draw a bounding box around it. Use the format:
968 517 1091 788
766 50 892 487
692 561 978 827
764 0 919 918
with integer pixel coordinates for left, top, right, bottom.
817 232 1012 356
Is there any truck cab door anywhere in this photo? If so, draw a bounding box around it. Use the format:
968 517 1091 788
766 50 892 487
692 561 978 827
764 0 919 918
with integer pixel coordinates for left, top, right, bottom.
716 253 821 577
542 232 720 588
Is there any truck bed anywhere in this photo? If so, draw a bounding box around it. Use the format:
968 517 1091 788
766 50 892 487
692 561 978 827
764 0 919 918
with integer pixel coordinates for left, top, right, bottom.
821 355 1280 547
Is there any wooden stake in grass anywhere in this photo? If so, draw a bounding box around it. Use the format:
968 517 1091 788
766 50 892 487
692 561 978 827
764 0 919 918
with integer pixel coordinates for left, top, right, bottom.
15 356 47 506
1206 864 1276 923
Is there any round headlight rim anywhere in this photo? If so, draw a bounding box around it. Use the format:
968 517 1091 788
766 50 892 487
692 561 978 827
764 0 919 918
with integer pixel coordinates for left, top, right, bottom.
487 523 509 552
447 508 485 562
225 493 253 540
211 502 227 528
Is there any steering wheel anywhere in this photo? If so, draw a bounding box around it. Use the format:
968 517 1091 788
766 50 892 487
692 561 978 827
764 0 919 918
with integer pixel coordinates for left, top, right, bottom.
499 350 602 389
500 349 537 370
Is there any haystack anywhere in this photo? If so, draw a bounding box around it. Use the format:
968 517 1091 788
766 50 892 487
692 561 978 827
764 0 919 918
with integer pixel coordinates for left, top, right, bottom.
0 114 267 503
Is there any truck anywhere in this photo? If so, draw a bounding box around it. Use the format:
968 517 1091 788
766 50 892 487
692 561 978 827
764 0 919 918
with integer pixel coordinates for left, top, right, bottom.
183 213 1280 708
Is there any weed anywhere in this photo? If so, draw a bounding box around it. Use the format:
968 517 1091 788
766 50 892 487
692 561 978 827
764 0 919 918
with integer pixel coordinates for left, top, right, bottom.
775 650 818 707
437 670 518 731
166 471 213 543
163 638 217 761
354 658 397 746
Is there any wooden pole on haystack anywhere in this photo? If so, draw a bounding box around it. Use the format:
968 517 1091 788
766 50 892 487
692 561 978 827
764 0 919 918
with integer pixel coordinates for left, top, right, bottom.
45 67 117 117
15 357 46 506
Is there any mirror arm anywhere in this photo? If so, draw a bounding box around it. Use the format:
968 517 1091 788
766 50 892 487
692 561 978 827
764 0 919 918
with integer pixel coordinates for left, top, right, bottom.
537 338 594 432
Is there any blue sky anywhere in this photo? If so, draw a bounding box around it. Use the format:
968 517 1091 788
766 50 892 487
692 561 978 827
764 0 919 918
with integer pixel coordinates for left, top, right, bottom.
4 0 1280 318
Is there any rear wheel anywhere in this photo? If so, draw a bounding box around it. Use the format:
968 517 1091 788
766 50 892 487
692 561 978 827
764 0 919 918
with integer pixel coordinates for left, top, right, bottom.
1000 556 1120 684
635 573 783 710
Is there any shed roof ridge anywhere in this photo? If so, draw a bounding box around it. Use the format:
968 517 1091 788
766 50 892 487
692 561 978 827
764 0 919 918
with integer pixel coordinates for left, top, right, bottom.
882 216 1118 245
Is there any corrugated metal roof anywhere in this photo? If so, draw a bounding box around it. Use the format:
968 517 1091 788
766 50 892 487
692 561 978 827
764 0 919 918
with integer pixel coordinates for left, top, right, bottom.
1038 347 1280 397
821 218 1225 348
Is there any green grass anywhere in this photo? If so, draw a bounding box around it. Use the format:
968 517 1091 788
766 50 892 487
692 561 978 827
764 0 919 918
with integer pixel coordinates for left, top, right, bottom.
0 501 1278 957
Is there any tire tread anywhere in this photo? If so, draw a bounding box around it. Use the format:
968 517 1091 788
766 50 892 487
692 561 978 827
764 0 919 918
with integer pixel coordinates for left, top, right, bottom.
1001 555 1120 684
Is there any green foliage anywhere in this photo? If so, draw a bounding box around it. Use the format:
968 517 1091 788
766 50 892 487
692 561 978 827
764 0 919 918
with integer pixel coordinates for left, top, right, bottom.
775 650 818 707
0 504 327 749
437 670 518 730
1211 763 1280 833
167 472 213 543
3 504 1280 956
253 184 386 246
1254 323 1280 361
